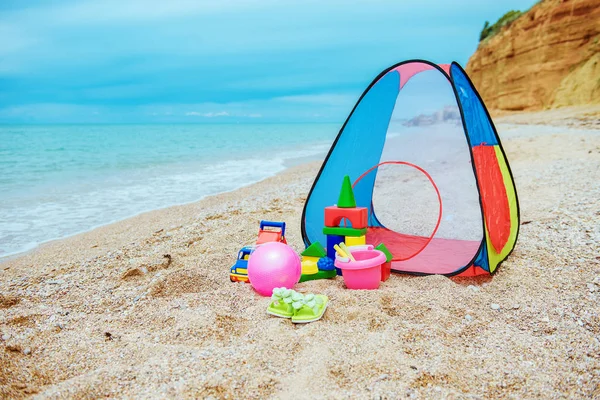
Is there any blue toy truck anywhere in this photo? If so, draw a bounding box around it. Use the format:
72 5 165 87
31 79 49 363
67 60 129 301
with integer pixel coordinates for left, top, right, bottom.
229 246 254 282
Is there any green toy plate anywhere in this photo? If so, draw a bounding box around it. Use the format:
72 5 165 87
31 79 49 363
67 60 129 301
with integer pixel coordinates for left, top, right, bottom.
299 269 337 282
322 226 367 237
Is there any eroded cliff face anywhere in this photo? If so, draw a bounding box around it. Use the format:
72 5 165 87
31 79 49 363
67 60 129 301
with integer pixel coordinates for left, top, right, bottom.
466 0 600 112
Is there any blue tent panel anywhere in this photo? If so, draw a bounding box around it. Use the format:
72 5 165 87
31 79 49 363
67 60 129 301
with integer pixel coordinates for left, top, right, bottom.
451 64 498 147
474 241 490 272
303 71 400 246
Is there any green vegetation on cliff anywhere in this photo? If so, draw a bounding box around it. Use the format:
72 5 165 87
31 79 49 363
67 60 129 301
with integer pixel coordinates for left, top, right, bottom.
479 10 523 42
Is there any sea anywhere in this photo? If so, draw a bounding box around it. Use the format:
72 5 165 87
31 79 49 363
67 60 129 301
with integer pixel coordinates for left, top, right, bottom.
0 123 338 258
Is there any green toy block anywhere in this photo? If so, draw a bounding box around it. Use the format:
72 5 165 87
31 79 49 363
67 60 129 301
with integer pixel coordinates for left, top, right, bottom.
299 269 337 282
301 242 327 258
337 175 357 208
375 243 393 263
322 226 367 237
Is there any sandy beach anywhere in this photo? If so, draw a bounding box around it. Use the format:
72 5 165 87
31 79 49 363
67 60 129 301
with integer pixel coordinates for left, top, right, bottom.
1 107 599 398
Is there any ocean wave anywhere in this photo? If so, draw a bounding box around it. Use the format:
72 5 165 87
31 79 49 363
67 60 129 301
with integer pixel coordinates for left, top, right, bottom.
0 135 331 258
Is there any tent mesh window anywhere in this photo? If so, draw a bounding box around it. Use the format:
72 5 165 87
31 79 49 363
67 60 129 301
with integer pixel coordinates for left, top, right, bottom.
362 66 483 275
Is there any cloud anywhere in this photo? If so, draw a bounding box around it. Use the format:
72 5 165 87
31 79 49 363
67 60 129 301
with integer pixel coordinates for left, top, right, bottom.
0 92 351 123
0 22 40 56
204 111 230 117
185 111 231 117
184 111 261 118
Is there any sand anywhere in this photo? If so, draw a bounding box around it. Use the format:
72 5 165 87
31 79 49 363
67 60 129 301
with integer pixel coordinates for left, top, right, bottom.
1 106 599 399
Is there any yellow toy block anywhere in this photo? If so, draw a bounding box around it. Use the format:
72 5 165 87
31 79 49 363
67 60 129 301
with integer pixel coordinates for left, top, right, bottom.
345 235 366 246
301 255 319 275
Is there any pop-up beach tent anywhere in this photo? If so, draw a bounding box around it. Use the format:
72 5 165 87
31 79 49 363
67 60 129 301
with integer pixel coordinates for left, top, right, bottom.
301 60 519 277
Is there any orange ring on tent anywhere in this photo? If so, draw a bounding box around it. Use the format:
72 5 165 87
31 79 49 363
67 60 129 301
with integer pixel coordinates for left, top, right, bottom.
352 161 443 262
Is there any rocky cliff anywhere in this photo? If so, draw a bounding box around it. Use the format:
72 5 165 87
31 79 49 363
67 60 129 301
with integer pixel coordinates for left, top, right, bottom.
466 0 600 112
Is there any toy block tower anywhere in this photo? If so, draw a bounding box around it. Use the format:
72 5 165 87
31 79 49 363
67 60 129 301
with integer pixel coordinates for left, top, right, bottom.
323 175 368 272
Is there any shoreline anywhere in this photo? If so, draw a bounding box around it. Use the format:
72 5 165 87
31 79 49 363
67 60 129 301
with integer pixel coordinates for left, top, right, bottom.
0 123 336 261
0 160 322 267
0 157 325 263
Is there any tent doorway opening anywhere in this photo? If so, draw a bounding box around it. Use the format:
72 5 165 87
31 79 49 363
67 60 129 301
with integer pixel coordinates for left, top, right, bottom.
352 161 443 267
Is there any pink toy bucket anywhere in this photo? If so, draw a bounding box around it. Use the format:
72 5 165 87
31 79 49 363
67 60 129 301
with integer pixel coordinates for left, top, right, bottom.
334 245 386 290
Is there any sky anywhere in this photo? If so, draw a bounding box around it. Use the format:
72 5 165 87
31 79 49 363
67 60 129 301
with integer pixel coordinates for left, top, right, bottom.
0 0 538 124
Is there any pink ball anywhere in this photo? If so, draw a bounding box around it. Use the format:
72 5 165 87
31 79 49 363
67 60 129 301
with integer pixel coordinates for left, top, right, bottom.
247 242 301 296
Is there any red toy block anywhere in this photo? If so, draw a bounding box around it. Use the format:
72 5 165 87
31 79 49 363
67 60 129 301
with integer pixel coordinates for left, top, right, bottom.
381 261 391 282
324 206 368 229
